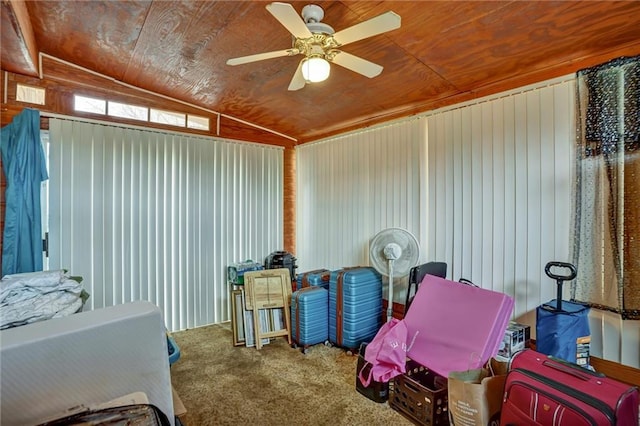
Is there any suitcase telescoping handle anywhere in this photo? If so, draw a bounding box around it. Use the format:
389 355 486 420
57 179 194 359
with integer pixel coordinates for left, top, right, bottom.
544 261 577 311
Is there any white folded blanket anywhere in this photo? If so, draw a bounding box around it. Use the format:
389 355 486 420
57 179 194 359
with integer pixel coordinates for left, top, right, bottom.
0 270 85 329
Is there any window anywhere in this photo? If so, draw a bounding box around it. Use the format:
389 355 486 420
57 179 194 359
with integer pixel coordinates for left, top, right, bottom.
16 84 45 105
72 93 210 132
150 108 185 127
187 115 210 131
108 101 148 121
74 95 106 114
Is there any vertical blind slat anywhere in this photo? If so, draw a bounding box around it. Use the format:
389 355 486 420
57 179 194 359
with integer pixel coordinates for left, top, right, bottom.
427 80 575 326
296 118 427 305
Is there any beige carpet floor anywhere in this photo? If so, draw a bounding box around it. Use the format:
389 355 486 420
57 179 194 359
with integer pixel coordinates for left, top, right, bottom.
170 323 414 425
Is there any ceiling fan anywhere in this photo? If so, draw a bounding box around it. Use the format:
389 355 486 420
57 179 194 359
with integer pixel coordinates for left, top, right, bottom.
226 2 401 91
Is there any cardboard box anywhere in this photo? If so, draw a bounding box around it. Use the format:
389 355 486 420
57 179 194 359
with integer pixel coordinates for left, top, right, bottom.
576 335 591 367
172 386 187 419
497 322 531 361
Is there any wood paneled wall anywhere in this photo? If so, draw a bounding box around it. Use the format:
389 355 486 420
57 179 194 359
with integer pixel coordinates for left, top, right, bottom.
283 146 296 255
0 104 33 275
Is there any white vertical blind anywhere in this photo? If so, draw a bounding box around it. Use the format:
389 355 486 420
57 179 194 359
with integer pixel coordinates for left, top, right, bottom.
296 75 637 367
425 78 576 326
296 118 428 301
47 118 283 331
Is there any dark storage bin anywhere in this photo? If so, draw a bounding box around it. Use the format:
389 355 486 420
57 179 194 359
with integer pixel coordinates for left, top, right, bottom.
390 358 449 425
355 342 389 403
264 250 297 281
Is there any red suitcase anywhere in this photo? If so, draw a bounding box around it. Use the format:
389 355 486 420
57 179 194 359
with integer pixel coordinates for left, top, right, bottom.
501 349 638 426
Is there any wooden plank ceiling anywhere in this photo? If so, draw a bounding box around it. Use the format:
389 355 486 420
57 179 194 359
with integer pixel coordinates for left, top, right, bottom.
2 1 640 145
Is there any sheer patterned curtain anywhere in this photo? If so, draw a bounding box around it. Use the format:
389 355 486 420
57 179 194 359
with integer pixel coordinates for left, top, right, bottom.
47 118 283 331
573 56 640 319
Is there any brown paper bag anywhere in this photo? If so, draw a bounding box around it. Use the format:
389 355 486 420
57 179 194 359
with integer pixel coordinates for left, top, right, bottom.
447 359 508 426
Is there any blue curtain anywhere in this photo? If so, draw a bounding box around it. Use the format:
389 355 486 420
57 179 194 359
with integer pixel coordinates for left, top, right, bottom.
0 108 48 276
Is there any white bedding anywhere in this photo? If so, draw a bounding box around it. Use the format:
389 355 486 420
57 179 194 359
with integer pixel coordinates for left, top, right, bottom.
0 269 85 329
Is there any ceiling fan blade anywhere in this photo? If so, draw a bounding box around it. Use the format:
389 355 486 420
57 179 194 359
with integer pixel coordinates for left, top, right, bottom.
333 11 401 46
226 48 299 66
288 60 306 91
266 2 313 40
331 51 383 78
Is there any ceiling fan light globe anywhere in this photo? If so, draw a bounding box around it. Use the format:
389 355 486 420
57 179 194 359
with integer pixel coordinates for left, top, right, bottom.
301 57 330 83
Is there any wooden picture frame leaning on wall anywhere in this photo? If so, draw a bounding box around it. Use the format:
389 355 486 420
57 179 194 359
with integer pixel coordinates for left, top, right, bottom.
231 289 245 346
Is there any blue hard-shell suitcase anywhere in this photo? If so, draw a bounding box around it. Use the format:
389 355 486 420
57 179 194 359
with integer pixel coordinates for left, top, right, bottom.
291 286 329 353
295 269 331 291
329 267 382 352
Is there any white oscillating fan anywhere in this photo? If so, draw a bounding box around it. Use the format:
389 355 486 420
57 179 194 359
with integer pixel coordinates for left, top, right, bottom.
369 228 420 322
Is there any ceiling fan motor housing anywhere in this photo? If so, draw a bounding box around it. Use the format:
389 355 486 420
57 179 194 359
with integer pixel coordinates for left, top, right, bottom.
301 5 335 38
302 4 324 23
306 22 335 35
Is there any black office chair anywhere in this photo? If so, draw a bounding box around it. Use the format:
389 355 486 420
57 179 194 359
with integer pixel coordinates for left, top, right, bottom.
404 262 447 315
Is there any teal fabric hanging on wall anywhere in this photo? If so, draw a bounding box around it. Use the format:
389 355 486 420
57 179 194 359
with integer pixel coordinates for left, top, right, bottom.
0 108 48 276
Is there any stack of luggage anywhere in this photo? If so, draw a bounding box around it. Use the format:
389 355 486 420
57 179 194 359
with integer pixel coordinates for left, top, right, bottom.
288 266 383 355
353 261 639 426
